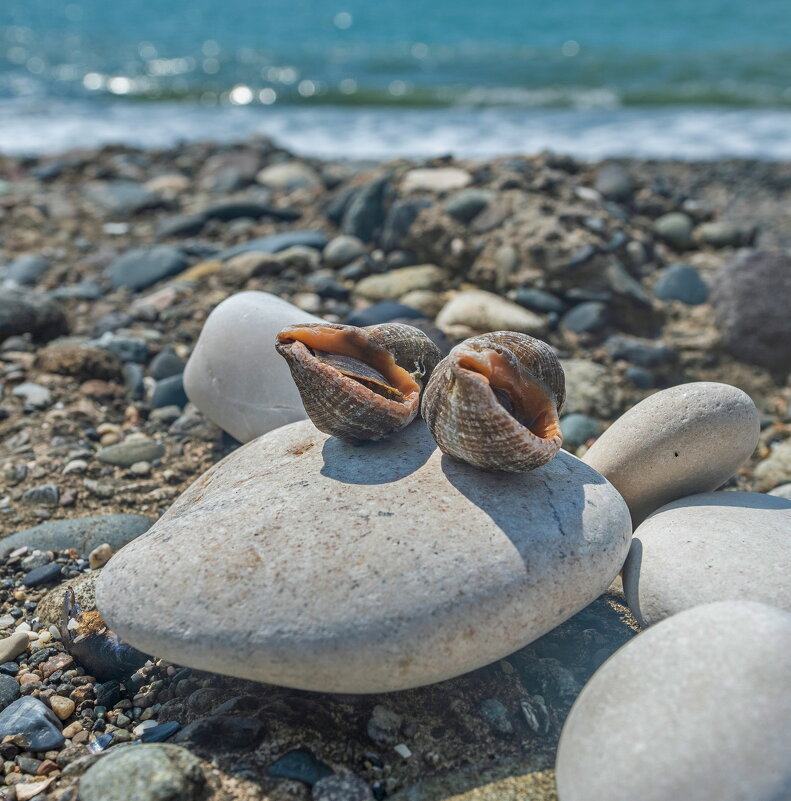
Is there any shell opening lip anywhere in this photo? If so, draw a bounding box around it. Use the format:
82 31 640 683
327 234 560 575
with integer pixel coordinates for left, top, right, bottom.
456 350 561 441
277 324 420 401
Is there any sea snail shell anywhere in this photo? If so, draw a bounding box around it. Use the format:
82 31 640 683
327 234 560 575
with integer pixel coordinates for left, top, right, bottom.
421 331 565 472
276 322 442 441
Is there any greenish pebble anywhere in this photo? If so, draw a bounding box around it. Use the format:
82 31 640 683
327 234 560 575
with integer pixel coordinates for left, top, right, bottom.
98 438 164 468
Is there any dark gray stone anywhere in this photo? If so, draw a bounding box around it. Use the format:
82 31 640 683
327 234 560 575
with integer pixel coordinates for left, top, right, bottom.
149 349 185 380
626 366 655 389
105 246 188 291
711 250 791 372
560 414 603 449
342 177 390 243
267 748 333 785
605 334 677 368
123 363 146 399
79 743 205 801
204 201 299 222
445 189 492 223
152 374 188 409
654 263 709 305
346 301 423 327
141 721 181 743
380 199 430 251
49 281 104 301
21 484 59 506
322 235 366 268
174 715 264 749
1 514 152 555
513 288 566 314
366 704 402 746
561 302 609 334
654 212 693 249
23 563 63 587
5 254 50 286
0 675 20 710
155 213 207 239
86 181 161 216
0 697 64 750
218 231 329 261
0 287 68 344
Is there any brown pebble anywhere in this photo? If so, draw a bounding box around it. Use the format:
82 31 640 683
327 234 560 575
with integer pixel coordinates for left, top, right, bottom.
61 721 83 739
71 730 90 745
88 544 113 570
41 653 73 678
80 380 125 399
36 759 59 776
49 695 75 721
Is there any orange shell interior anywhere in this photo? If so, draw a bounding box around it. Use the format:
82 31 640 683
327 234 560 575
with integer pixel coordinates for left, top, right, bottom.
456 350 561 440
278 325 420 399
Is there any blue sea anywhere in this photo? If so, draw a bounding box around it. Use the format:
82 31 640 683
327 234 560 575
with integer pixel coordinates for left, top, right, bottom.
2 0 791 159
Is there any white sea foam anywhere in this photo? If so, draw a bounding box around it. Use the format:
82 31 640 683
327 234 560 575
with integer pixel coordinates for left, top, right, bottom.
2 99 791 161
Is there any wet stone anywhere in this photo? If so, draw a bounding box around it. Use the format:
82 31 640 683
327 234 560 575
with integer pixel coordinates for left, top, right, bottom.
0 697 64 751
267 748 333 785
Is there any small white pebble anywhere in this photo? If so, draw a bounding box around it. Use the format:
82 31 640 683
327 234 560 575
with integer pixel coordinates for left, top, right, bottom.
129 461 151 476
48 625 61 641
36 631 52 645
394 744 412 759
62 459 88 475
15 621 31 632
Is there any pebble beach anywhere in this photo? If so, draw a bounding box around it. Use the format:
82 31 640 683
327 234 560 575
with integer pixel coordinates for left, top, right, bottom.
0 138 790 801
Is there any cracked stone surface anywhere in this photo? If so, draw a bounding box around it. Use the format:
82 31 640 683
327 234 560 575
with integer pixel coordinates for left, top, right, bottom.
98 419 631 693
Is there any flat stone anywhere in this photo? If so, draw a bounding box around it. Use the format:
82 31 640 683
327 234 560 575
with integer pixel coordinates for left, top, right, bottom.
380 199 430 251
345 301 423 327
402 167 471 193
436 290 547 335
623 491 791 626
1 514 152 556
218 231 328 261
79 743 205 801
97 420 631 693
92 332 149 363
444 189 492 223
695 220 754 248
654 263 709 305
0 697 64 751
183 291 322 443
155 213 206 239
267 748 333 785
322 235 366 268
98 438 164 468
583 382 760 525
23 563 62 587
355 265 448 301
12 383 52 409
0 633 30 663
604 334 677 368
203 200 299 222
594 165 632 201
151 374 188 409
105 246 188 291
512 288 565 315
561 302 609 335
555 601 791 801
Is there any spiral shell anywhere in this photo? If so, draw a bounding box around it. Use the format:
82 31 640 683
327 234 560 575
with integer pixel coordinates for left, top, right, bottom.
421 331 565 472
276 322 442 441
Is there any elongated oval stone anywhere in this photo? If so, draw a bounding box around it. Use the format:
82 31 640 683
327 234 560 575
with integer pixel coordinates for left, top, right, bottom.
556 601 791 801
183 291 323 443
623 491 791 626
97 420 631 693
583 382 759 525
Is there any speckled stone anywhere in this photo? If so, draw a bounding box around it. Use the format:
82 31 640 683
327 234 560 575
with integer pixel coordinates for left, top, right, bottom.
623 491 791 626
556 601 791 801
98 420 631 693
583 382 759 525
183 291 322 443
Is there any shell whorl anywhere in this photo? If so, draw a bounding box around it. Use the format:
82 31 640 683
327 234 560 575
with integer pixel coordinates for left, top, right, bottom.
421 331 565 472
276 322 442 441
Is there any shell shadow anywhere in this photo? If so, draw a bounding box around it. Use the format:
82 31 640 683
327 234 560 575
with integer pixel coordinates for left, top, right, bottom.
439 451 599 563
319 421 436 485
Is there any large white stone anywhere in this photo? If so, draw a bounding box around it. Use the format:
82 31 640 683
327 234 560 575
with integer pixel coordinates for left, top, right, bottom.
556 600 791 801
623 491 791 626
583 382 759 525
97 420 631 693
183 291 322 443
